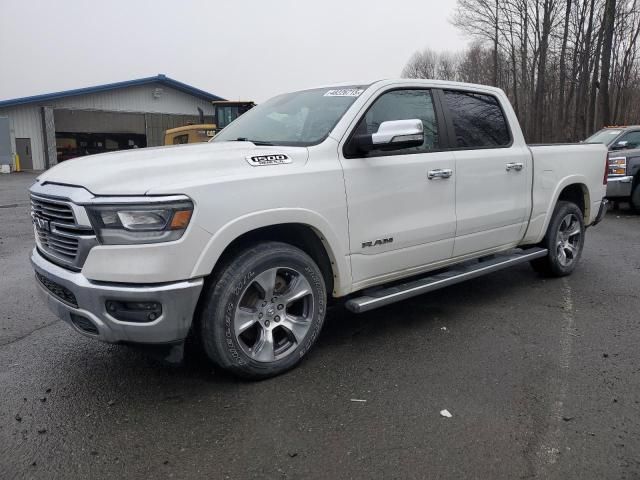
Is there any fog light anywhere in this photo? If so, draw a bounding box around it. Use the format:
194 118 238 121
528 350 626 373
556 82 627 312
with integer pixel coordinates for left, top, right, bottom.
105 300 162 323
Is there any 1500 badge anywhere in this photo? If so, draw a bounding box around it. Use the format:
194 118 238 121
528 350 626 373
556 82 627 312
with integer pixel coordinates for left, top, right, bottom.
362 237 393 249
246 154 292 167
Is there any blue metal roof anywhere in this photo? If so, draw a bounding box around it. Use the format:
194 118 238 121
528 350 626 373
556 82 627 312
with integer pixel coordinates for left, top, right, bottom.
0 74 225 108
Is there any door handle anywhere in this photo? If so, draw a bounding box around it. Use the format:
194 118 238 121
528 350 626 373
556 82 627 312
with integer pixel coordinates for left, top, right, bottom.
428 168 453 180
506 162 524 172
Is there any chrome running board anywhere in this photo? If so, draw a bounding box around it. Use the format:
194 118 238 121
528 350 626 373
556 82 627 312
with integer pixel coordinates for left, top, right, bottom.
345 247 548 313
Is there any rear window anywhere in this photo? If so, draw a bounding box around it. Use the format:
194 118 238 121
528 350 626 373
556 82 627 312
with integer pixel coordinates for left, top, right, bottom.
443 90 511 148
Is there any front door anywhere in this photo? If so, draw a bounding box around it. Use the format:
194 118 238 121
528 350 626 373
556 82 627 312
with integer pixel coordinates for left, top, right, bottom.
16 138 33 170
339 88 457 289
440 90 531 257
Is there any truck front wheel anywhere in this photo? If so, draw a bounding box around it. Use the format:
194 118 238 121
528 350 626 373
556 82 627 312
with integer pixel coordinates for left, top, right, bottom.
199 242 327 379
530 201 585 277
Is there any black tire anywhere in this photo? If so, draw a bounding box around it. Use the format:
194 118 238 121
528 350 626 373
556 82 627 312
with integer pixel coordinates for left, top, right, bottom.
199 242 327 379
530 201 585 277
630 182 640 214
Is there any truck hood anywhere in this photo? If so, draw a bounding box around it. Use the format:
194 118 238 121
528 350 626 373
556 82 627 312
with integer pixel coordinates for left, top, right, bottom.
37 142 309 195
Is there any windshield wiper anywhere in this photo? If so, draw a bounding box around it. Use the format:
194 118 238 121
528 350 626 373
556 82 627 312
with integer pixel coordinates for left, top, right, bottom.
232 137 274 146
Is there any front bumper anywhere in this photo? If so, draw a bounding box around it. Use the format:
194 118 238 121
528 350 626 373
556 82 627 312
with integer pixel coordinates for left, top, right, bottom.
31 248 204 344
606 175 634 198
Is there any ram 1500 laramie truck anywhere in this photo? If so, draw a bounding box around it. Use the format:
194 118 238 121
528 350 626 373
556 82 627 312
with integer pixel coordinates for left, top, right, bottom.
29 80 609 378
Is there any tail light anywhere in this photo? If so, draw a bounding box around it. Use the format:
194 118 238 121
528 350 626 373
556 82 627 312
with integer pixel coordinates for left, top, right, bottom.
604 153 609 185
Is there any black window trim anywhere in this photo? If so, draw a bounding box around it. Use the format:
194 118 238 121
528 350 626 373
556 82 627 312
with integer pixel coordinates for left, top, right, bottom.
342 87 451 159
436 88 514 151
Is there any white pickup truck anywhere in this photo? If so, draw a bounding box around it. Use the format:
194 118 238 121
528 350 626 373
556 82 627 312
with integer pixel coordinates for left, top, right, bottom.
30 79 608 378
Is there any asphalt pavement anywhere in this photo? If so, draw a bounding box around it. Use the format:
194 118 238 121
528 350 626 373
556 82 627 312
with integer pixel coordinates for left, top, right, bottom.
1 172 639 479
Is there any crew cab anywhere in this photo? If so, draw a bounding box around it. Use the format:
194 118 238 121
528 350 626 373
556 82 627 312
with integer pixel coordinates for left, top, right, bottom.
29 79 608 378
585 126 640 211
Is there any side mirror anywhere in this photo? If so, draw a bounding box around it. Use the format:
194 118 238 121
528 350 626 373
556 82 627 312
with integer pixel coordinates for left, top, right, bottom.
351 119 424 153
611 140 629 151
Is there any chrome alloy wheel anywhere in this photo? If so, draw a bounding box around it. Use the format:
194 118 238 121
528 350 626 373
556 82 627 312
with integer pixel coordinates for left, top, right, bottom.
234 267 314 362
556 213 582 267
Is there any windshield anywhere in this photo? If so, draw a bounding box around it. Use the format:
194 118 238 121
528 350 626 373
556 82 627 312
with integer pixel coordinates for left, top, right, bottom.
211 86 367 147
585 128 624 146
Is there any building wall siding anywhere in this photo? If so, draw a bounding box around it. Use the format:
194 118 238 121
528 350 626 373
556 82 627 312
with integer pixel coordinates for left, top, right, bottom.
0 82 217 170
46 83 215 116
0 105 45 169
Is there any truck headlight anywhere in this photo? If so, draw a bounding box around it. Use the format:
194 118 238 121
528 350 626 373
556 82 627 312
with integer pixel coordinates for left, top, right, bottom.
87 200 193 245
608 156 627 176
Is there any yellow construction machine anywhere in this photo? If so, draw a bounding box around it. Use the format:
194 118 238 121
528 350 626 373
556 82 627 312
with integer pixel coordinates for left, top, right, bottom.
164 101 255 145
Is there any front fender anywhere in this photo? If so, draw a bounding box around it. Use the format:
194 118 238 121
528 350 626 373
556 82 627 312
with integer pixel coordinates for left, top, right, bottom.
191 208 353 297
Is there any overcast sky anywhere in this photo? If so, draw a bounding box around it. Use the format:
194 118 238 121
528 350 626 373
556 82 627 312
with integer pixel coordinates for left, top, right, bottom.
0 0 467 103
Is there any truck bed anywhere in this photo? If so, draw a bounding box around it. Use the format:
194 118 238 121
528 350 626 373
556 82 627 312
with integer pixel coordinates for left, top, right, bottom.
522 143 607 244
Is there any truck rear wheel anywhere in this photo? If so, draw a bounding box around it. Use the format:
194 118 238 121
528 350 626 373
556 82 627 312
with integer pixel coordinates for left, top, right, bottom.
530 201 585 277
199 242 327 379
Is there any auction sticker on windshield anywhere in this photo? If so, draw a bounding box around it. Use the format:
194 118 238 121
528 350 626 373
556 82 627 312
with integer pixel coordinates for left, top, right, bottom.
324 89 364 97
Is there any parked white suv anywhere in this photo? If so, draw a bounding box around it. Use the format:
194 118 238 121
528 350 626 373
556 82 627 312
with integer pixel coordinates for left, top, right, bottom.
30 79 608 378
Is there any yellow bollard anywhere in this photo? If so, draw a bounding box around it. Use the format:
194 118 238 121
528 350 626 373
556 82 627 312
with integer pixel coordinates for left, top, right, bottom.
14 153 21 172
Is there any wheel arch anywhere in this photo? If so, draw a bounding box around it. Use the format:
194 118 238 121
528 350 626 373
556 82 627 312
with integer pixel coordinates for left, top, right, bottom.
541 179 592 239
522 176 594 245
191 210 352 297
557 183 590 218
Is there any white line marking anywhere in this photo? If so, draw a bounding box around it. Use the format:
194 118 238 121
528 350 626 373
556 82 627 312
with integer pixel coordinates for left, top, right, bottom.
536 278 575 470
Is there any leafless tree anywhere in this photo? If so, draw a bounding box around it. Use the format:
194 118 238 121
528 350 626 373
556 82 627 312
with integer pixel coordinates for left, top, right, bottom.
402 0 640 142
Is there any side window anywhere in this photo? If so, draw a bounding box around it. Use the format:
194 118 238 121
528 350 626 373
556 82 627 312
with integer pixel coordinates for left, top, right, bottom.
617 131 640 149
349 89 439 156
172 134 189 145
443 90 510 148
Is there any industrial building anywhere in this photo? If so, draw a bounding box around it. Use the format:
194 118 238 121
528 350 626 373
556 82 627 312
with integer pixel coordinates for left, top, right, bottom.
0 74 224 171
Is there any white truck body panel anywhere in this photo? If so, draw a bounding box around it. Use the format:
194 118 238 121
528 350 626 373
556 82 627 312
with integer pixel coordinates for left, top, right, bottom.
339 148 457 286
522 144 607 244
40 140 354 294
451 144 532 257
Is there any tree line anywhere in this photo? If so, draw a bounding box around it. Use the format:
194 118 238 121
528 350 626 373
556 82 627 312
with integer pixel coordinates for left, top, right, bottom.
402 0 640 143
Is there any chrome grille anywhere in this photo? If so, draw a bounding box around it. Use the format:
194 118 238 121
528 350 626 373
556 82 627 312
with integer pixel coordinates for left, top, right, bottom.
30 195 75 224
35 227 79 260
30 194 97 270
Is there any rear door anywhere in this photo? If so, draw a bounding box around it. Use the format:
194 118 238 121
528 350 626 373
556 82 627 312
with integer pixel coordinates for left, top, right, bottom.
338 88 457 288
440 89 531 257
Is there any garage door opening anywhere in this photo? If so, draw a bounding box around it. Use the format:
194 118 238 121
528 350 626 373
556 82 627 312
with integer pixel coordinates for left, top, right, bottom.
56 132 147 162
